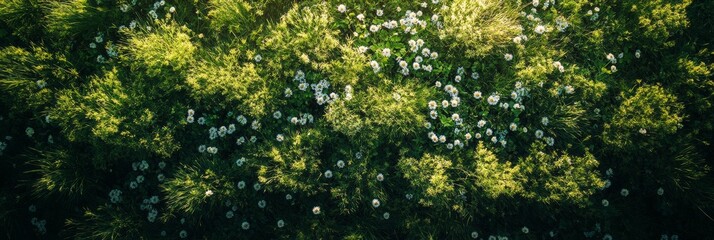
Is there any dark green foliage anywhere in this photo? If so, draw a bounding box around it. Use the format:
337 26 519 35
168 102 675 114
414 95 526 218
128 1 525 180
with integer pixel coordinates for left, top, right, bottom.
27 149 98 199
0 46 78 112
604 85 684 151
65 206 143 240
0 0 713 239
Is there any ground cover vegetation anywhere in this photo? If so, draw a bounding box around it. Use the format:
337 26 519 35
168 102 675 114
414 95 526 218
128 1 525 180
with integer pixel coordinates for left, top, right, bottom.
1 0 713 239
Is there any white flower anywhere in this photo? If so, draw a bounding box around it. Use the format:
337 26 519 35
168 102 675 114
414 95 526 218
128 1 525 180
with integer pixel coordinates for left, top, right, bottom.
430 134 439 142
376 173 384 181
312 206 321 215
206 146 218 154
473 91 483 99
25 127 34 137
451 113 460 121
602 199 609 207
486 128 493 136
353 47 367 56
535 130 544 139
504 54 513 61
477 120 487 128
382 212 390 219
603 179 612 189
254 54 262 62
603 234 612 240
179 230 188 238
475 133 482 139
606 53 617 64
198 145 206 153
382 48 391 57
428 100 438 110
258 200 267 208
420 48 431 57
513 36 522 44
510 123 518 131
639 128 647 134
546 137 555 146
337 160 346 168
657 187 664 196
564 85 575 94
324 170 333 178
205 190 214 197
370 60 380 73
236 181 246 189
241 221 250 230
286 194 293 200
522 226 529 234
376 9 383 16
277 220 285 228
412 38 423 47
541 117 549 126
372 198 381 208
610 65 617 73
471 231 479 239
491 136 498 143
443 85 455 94
357 13 365 21
276 134 285 142
236 115 247 125
370 25 380 32
235 157 246 167
487 95 500 105
197 117 206 125
635 49 641 58
620 188 629 197
439 135 446 143
253 182 261 191
430 52 439 59
337 4 346 13
534 25 546 34
236 136 246 145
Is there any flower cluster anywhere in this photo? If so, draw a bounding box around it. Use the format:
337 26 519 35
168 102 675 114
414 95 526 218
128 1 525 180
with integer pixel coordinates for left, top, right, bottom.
109 189 123 204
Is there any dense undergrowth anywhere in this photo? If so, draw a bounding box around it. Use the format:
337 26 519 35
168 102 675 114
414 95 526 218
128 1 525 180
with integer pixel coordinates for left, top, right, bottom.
1 0 713 239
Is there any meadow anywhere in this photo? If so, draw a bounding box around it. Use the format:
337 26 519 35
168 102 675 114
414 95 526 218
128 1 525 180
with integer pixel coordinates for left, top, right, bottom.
1 0 713 239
